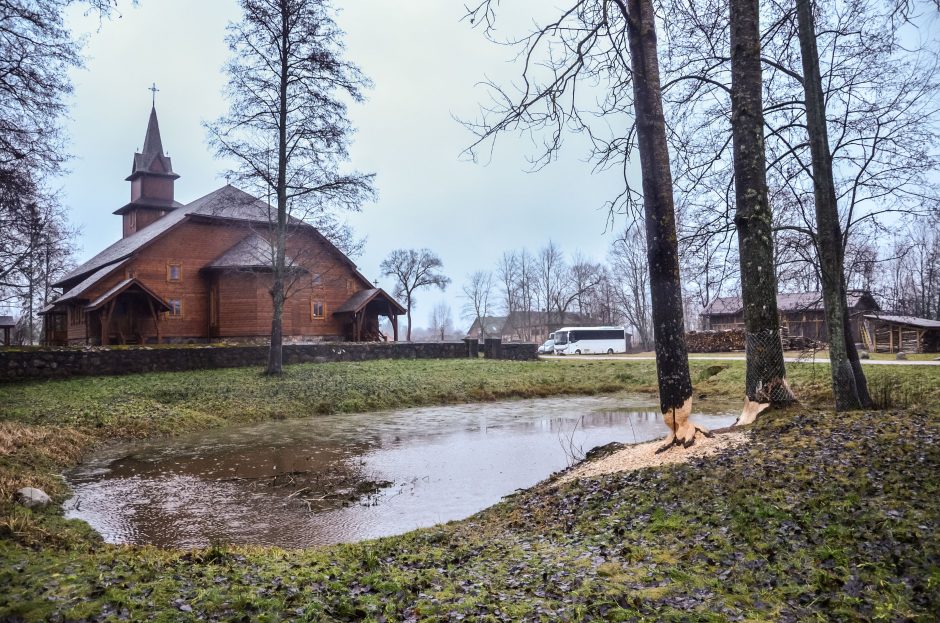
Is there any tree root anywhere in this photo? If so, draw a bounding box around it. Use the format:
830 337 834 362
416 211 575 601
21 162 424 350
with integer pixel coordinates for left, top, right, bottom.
656 397 711 453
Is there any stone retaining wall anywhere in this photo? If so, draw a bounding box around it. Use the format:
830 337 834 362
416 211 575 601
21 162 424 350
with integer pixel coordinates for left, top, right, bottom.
0 340 537 382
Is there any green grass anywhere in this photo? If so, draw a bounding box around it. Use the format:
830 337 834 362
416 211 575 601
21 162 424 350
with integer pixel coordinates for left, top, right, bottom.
1 358 939 621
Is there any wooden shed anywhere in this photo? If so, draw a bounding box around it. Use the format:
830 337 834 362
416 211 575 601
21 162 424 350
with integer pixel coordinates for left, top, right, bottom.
862 314 940 354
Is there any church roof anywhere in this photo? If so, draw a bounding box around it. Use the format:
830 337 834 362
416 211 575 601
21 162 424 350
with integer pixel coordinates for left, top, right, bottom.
126 106 178 181
53 185 370 296
55 259 131 304
334 288 406 315
205 233 299 270
55 186 270 288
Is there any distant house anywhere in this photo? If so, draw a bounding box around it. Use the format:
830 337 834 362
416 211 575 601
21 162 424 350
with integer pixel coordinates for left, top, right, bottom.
465 311 600 343
700 291 880 344
39 105 404 346
0 316 14 347
862 314 940 353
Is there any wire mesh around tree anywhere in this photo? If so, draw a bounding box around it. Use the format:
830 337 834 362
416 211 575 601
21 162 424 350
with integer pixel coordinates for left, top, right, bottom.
745 328 795 404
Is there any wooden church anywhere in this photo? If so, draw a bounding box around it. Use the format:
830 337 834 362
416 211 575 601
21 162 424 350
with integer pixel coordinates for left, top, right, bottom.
41 106 404 346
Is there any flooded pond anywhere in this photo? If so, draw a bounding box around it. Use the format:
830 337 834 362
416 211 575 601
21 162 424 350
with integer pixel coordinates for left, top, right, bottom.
65 395 737 549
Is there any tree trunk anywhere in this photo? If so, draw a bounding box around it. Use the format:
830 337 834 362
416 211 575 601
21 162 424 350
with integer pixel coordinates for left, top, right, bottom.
842 282 872 406
624 0 702 450
729 0 795 423
406 293 413 342
795 0 865 410
266 10 290 376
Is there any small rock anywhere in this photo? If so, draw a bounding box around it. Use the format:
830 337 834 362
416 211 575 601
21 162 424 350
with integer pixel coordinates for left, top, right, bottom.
16 487 51 508
859 351 870 359
896 352 908 360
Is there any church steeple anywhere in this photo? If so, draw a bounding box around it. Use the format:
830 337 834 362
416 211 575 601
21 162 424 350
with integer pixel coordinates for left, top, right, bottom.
114 100 182 238
127 105 177 183
140 106 165 163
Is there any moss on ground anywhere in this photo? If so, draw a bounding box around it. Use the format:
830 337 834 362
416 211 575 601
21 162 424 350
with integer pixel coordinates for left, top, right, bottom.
1 358 938 621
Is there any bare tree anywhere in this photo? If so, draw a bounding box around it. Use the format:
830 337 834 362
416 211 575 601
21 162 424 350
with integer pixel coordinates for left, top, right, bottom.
729 0 795 418
428 301 454 341
659 0 939 410
1 0 119 326
465 0 704 450
795 0 870 409
208 0 374 374
609 226 653 349
462 271 494 339
496 250 520 315
380 248 450 341
536 241 567 326
881 217 940 319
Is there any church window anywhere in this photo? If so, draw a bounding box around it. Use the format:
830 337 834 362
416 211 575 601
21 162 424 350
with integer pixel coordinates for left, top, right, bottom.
167 299 183 318
69 307 85 326
312 273 322 285
167 263 182 282
311 301 325 319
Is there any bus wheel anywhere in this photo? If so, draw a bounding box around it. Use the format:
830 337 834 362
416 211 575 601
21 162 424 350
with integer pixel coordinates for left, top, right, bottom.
575 349 581 355
607 348 614 354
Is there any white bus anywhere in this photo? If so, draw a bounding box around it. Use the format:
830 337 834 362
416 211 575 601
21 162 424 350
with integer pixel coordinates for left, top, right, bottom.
553 326 630 355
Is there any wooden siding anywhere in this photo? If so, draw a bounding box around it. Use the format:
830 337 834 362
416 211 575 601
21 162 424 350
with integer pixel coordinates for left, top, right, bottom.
60 218 374 344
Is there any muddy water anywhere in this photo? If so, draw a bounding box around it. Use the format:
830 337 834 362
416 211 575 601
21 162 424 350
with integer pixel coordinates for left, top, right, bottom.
64 395 737 549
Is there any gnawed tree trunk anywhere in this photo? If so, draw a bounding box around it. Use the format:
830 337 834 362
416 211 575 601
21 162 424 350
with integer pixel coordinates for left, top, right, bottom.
795 0 868 410
624 0 705 451
729 0 795 423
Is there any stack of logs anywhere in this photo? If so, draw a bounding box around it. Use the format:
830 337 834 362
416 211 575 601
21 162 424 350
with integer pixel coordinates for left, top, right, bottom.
685 329 745 352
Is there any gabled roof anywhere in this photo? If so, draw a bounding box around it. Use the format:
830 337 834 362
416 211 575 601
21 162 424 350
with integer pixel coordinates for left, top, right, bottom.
334 288 406 315
863 314 940 329
55 185 275 288
206 233 297 270
85 278 170 312
55 259 131 304
702 291 879 316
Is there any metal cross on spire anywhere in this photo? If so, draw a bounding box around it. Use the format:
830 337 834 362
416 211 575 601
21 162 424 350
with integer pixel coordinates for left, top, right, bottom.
149 82 159 107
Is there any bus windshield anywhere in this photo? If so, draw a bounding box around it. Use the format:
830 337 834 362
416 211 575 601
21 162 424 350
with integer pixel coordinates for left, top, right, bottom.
555 331 568 345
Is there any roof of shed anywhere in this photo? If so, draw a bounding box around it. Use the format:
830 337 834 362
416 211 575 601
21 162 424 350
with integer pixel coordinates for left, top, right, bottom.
0 316 15 328
702 291 877 316
334 288 406 315
863 314 940 329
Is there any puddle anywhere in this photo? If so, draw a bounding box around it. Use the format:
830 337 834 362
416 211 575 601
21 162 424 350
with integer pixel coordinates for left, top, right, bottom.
65 395 737 548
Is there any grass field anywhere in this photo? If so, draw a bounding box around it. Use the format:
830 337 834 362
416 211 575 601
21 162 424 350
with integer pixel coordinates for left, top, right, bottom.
1 358 938 621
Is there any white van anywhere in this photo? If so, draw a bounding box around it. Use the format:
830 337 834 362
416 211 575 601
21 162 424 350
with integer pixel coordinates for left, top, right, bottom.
553 326 629 355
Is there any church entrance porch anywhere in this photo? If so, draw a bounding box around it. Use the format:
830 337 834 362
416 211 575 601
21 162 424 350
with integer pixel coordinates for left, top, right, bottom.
86 279 171 345
333 288 405 342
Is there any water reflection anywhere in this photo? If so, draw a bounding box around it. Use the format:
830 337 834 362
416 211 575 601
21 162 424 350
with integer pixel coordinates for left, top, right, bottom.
65 395 736 549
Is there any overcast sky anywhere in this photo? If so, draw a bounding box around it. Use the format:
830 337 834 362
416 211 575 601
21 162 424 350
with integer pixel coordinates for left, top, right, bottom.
59 1 635 331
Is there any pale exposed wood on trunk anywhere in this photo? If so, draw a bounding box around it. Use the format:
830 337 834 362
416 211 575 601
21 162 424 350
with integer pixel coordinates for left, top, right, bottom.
729 0 794 410
623 0 694 420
